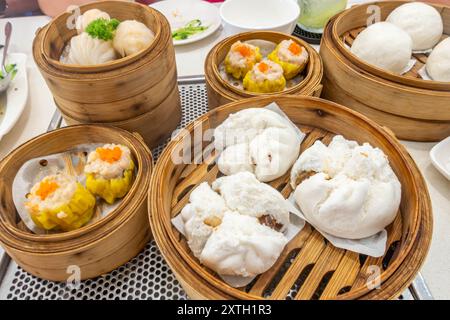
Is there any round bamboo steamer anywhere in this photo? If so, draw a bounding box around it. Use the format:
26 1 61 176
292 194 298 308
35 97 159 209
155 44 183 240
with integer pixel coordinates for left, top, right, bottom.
59 83 181 148
321 14 450 141
149 95 432 300
0 125 153 281
32 1 181 128
332 1 450 92
204 31 324 109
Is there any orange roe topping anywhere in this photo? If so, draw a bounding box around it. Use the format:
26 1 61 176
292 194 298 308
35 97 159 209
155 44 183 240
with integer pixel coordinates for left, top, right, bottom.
36 181 59 200
288 42 302 55
236 44 252 58
97 147 122 164
258 62 269 73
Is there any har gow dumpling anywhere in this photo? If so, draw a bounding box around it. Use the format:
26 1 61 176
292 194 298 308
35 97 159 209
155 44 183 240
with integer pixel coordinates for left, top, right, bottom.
426 38 450 82
113 20 155 57
66 32 116 66
351 22 412 74
386 2 443 51
76 9 111 33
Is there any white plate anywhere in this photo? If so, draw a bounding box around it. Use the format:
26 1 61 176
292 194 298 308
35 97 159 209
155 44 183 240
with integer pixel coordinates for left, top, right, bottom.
430 136 450 180
151 0 221 46
0 53 28 141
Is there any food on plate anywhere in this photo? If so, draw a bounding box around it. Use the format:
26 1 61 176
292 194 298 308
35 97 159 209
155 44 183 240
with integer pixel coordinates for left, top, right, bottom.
180 172 290 277
0 63 17 80
290 135 401 239
243 60 286 93
214 108 303 182
113 20 155 57
62 8 155 65
76 9 111 33
25 173 96 231
386 2 443 51
426 37 450 82
84 144 135 204
224 41 262 79
350 22 412 74
66 32 117 65
172 19 209 40
268 40 309 79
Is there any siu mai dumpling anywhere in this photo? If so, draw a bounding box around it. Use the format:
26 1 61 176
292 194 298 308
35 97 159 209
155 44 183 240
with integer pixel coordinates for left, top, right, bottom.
268 39 309 79
243 60 286 93
224 41 262 79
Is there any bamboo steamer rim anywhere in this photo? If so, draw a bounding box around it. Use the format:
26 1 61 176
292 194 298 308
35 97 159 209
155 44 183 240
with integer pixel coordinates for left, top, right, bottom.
0 125 153 251
33 7 172 82
321 18 450 122
331 0 450 91
149 95 428 300
209 31 322 97
41 1 162 74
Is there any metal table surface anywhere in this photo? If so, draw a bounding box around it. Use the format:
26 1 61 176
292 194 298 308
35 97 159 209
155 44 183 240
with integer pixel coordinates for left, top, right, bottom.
0 77 433 300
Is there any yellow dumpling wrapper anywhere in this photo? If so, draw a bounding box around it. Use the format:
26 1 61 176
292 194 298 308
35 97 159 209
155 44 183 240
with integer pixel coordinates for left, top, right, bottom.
243 74 286 93
29 183 96 232
268 45 307 80
224 45 262 80
86 160 135 204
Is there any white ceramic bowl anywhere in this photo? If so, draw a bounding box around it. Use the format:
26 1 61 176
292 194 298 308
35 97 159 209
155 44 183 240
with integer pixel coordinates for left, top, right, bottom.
220 0 300 35
430 136 450 181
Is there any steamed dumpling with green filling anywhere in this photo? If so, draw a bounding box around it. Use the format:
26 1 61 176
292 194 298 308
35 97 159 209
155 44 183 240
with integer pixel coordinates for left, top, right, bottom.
113 20 155 57
268 40 309 79
224 41 263 79
243 60 286 93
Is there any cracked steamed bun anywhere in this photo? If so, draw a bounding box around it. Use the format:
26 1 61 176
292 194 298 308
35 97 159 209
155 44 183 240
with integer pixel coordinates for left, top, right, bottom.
386 2 443 51
291 135 401 239
426 37 450 82
351 22 412 74
214 108 303 182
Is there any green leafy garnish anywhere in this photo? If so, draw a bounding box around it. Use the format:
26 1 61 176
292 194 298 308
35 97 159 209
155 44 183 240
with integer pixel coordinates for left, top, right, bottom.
85 18 121 41
172 19 209 40
0 64 17 80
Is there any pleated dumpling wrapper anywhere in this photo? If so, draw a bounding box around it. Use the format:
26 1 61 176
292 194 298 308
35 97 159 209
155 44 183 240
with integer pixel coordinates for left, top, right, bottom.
113 20 155 58
351 22 412 74
66 32 117 66
224 41 262 79
426 37 450 82
84 144 135 204
180 172 290 277
214 107 302 182
386 2 443 51
268 39 309 79
25 174 96 231
76 9 111 33
290 135 401 240
243 60 286 93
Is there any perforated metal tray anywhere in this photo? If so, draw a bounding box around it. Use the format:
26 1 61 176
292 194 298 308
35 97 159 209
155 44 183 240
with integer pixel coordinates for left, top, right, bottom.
0 77 433 300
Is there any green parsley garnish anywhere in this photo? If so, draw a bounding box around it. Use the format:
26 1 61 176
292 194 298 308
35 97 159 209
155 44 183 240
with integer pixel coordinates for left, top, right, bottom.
0 64 17 80
85 18 121 41
172 19 209 40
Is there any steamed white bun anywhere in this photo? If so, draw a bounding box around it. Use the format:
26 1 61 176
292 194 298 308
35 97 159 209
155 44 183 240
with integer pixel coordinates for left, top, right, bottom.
386 2 443 51
351 22 412 74
214 108 303 182
67 32 116 66
426 37 450 82
291 135 401 239
113 20 155 57
200 212 288 278
181 172 291 277
76 9 110 33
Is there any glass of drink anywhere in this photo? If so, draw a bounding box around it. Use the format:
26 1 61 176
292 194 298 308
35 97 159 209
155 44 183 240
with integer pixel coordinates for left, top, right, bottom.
297 0 348 33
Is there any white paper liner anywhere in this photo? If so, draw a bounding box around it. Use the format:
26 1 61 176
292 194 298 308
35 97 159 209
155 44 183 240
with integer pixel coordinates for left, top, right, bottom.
12 144 128 234
287 193 387 258
418 65 433 80
412 48 432 54
218 40 306 92
171 189 305 288
264 102 306 143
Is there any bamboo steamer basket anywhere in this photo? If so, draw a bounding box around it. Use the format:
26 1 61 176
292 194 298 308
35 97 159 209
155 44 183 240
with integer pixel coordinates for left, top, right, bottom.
0 125 153 281
320 2 450 141
205 31 323 109
59 84 182 148
149 95 432 300
32 1 181 137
